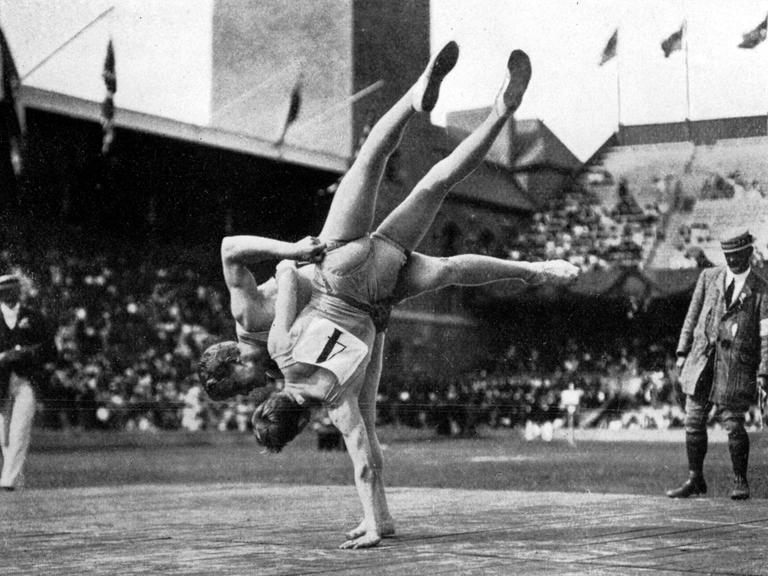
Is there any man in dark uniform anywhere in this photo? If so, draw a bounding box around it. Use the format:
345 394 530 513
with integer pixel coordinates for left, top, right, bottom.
0 274 56 490
667 228 768 500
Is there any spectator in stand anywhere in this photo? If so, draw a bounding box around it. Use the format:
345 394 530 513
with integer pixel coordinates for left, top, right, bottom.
508 176 659 272
683 247 714 269
181 379 205 431
613 178 643 217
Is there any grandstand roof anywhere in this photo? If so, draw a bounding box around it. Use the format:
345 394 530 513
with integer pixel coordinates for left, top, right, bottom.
386 118 537 213
445 109 582 173
618 115 768 147
1 0 431 174
22 85 350 173
586 115 768 167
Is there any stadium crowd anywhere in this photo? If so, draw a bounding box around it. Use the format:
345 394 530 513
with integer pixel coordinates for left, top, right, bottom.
375 333 689 438
5 173 763 440
506 178 662 271
0 244 227 433
699 170 766 202
0 238 699 438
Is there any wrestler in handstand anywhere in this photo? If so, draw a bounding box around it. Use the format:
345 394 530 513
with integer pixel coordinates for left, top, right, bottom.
200 42 578 549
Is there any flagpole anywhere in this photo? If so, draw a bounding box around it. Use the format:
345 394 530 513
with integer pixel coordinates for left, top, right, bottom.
683 19 691 139
296 80 386 130
21 6 115 81
616 28 622 141
214 65 300 122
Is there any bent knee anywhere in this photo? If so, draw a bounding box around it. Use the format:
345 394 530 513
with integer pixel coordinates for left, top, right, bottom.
684 415 708 434
723 418 746 436
421 256 456 288
398 254 453 297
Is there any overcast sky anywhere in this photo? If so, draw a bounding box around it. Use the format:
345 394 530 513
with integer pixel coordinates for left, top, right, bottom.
431 0 768 159
1 1 766 161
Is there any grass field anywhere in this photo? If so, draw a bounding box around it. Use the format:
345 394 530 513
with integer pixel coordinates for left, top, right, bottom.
23 426 768 499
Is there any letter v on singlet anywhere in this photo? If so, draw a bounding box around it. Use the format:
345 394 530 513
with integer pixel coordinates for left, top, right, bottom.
316 328 346 362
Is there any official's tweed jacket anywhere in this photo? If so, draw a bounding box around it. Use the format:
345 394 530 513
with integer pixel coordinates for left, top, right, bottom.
677 267 768 411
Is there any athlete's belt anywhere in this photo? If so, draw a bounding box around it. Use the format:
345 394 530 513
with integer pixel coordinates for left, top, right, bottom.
330 292 395 333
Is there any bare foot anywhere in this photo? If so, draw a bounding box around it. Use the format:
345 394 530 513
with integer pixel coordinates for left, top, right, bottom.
530 260 580 285
339 532 381 550
345 518 396 541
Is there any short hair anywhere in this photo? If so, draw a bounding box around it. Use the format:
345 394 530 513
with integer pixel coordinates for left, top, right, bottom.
252 392 312 453
198 340 264 401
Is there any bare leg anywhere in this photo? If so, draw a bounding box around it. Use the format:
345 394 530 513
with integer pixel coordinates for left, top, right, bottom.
396 252 578 299
319 42 459 242
345 334 396 541
376 50 532 253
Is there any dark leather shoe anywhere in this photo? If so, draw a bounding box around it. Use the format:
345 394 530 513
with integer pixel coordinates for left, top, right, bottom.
730 475 750 500
666 475 707 498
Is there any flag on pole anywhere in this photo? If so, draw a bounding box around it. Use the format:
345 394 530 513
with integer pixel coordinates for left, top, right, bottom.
276 72 303 146
738 14 767 49
661 22 685 57
599 29 618 65
101 39 116 155
0 25 23 176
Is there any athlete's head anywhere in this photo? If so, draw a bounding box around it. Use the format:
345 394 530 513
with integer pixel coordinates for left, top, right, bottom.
198 340 270 401
252 391 312 453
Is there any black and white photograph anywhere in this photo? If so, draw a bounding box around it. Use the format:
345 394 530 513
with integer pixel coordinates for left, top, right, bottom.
1 0 767 573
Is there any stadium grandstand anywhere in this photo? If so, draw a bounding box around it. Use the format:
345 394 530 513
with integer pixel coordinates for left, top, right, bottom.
589 117 768 271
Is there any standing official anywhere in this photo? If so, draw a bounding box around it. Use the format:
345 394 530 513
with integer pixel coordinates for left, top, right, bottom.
667 229 768 500
0 274 56 491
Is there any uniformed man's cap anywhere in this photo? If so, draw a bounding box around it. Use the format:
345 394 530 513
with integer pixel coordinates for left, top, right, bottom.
720 228 753 254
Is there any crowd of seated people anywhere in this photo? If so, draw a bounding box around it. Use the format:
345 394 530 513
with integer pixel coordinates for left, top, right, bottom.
0 244 712 436
506 179 662 272
0 244 233 433
372 334 707 437
5 229 756 439
699 170 765 202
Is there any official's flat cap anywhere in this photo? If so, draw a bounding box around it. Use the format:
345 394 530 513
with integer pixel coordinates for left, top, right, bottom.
720 228 753 253
0 275 20 290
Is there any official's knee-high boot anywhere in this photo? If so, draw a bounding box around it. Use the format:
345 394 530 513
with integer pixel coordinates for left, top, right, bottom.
728 428 750 500
666 431 708 498
686 431 707 477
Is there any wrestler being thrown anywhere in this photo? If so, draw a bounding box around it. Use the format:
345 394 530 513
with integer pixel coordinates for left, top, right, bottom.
200 41 578 549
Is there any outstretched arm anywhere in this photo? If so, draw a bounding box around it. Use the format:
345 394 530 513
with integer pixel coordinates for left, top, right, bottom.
328 394 382 549
221 235 325 328
345 333 396 542
221 235 325 290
